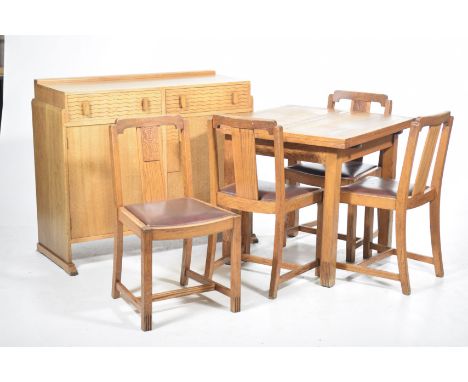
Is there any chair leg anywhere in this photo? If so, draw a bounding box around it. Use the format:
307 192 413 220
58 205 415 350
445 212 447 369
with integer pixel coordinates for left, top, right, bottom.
378 209 394 249
140 231 153 331
180 238 193 286
230 216 241 312
286 210 299 238
283 215 288 247
395 209 411 295
204 235 217 279
269 213 285 299
315 202 323 277
430 197 444 277
222 227 233 265
346 205 357 263
112 219 124 299
241 211 251 255
363 207 374 259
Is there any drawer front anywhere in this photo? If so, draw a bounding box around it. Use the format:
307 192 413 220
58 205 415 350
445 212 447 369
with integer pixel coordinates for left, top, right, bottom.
165 83 251 115
67 90 162 122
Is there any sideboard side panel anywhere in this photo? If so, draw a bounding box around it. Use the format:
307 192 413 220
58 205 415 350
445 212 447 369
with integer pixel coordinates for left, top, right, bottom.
32 100 72 266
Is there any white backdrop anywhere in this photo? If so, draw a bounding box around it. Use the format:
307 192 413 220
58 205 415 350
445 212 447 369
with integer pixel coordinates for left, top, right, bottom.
1 0 468 372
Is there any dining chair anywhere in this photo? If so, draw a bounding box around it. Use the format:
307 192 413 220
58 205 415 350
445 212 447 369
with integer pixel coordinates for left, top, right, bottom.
285 90 393 263
109 116 241 331
338 112 453 294
207 115 323 299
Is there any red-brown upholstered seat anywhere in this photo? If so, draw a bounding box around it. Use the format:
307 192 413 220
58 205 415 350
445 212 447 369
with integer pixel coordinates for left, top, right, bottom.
287 160 379 180
340 176 419 198
125 197 235 227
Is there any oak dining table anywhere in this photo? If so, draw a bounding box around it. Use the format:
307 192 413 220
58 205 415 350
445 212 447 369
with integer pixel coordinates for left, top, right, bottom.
222 105 414 287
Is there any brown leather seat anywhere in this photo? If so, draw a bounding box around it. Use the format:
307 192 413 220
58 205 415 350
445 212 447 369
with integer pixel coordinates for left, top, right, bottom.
220 180 320 201
340 176 419 198
125 197 234 227
287 160 378 179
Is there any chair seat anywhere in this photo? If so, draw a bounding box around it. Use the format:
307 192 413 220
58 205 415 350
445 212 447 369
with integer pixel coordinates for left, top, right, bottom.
341 176 418 198
287 160 379 179
221 180 320 201
125 197 234 227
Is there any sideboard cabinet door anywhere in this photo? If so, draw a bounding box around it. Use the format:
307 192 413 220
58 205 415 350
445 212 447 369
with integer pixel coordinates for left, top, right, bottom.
66 125 143 240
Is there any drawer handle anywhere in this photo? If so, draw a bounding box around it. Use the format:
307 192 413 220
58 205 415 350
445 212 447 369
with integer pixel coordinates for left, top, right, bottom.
231 92 239 105
141 97 150 112
81 101 91 117
179 95 187 109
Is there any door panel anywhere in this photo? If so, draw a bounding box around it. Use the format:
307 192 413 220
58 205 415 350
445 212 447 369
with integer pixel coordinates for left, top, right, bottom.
67 125 142 240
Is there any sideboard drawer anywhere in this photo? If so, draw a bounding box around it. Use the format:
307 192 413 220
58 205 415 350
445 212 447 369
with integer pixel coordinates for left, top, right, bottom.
165 83 251 114
67 90 162 122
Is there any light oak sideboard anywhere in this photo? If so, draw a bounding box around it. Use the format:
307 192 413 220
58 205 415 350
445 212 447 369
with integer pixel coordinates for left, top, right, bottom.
32 70 253 275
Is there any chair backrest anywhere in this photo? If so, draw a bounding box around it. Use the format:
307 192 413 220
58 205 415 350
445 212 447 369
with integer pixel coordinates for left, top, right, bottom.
397 112 453 202
328 90 392 116
109 115 192 208
208 115 285 204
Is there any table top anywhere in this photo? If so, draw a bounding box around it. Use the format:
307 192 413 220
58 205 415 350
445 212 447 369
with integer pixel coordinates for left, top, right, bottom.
230 105 413 149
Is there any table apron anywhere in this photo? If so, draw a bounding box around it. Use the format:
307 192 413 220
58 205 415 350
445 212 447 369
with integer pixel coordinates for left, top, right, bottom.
339 135 394 162
253 134 395 164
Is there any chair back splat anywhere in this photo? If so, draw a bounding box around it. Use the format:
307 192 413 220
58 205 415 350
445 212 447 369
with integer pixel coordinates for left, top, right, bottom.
109 115 193 209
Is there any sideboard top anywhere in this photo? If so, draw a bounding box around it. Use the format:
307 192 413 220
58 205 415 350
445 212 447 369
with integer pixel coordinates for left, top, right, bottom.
35 70 249 94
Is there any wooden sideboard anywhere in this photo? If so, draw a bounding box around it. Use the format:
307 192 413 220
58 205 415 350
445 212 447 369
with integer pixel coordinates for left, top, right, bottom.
32 70 253 275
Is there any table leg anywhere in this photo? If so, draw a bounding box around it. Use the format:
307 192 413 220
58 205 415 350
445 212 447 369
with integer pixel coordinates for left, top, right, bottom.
378 134 398 247
241 211 252 254
319 152 342 287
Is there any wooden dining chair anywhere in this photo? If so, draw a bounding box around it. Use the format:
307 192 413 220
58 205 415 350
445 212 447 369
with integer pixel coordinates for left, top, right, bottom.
285 90 393 263
207 115 323 299
109 116 241 331
338 112 453 294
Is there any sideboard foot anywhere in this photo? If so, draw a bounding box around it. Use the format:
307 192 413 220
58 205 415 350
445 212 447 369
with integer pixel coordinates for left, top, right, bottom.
36 243 78 276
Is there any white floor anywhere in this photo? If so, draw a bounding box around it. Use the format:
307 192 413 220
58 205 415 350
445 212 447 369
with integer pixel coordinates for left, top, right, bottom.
1 204 468 346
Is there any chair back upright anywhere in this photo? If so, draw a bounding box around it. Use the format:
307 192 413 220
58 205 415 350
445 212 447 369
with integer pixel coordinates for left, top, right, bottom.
209 115 285 208
397 112 453 203
109 115 192 208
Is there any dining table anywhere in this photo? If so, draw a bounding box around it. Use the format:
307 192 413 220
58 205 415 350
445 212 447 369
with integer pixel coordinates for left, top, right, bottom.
222 105 414 287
